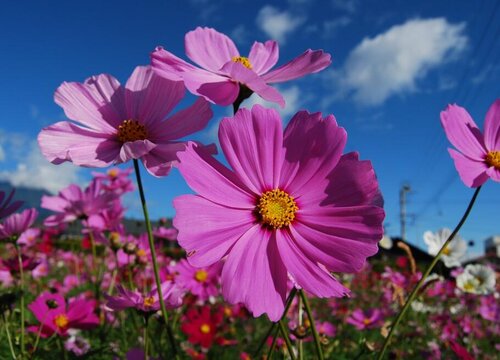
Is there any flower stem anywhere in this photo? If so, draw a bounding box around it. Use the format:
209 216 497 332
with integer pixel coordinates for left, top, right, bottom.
299 290 323 360
133 159 178 358
144 316 149 360
298 295 304 360
2 312 16 360
376 186 482 360
256 288 297 358
278 320 297 360
15 245 25 357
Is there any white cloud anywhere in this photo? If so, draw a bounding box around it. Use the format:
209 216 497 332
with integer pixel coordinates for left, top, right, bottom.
0 140 83 194
256 5 305 43
331 0 357 13
327 18 467 106
323 16 351 36
471 64 500 84
0 144 4 162
231 25 247 45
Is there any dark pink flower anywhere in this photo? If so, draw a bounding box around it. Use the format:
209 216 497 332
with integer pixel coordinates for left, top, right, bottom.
28 292 99 337
38 66 213 177
441 99 500 187
151 27 331 107
346 308 384 330
173 105 384 320
92 167 134 195
0 190 23 220
2 254 40 274
105 282 183 313
174 259 221 301
0 208 38 240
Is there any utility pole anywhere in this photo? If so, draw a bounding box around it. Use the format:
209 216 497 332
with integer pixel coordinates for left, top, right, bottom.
400 184 411 242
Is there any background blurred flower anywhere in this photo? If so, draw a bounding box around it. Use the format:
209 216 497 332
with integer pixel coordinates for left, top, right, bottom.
423 228 467 267
456 264 496 295
0 190 23 220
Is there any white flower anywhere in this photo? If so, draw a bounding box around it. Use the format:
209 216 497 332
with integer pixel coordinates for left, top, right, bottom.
423 228 467 267
456 264 496 295
379 235 393 249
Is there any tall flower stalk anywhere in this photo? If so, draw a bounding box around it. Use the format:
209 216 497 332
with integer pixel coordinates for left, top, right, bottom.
377 186 482 359
15 244 26 356
133 159 178 357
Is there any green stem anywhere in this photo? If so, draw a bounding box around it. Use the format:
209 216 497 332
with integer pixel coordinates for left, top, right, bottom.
15 245 25 357
2 312 16 360
298 295 304 360
278 320 297 360
266 326 280 360
133 159 179 358
299 290 323 360
376 186 482 360
144 316 149 360
256 288 298 358
31 311 50 356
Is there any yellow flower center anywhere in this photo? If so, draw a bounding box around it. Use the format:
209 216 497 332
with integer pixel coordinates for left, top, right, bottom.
108 168 118 178
363 318 372 326
257 189 298 229
485 151 500 169
463 281 475 292
117 120 148 143
232 56 252 69
143 296 155 307
54 314 69 329
194 269 208 283
200 323 211 334
136 249 146 257
442 245 450 256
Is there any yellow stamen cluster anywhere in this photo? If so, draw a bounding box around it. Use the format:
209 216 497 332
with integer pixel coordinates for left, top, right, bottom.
363 318 372 326
117 120 147 143
143 296 155 308
485 150 500 169
442 245 451 256
108 168 118 178
194 269 208 283
257 189 298 229
232 56 252 69
54 314 69 329
200 323 211 334
136 249 146 257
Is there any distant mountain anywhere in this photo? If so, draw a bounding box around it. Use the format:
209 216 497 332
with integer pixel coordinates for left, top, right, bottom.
0 181 51 219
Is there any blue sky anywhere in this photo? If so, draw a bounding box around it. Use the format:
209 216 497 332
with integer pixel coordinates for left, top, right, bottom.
0 0 498 257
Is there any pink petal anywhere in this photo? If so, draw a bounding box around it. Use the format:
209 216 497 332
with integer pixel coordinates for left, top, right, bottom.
220 61 285 107
185 27 239 73
176 143 255 208
219 106 284 193
449 148 490 187
221 226 288 321
276 229 349 298
124 66 185 126
483 99 500 151
55 74 124 132
248 40 279 75
118 139 156 163
262 49 331 83
151 47 196 81
141 142 186 177
486 166 500 182
440 104 488 160
38 121 121 167
173 195 255 267
280 111 346 196
151 97 213 141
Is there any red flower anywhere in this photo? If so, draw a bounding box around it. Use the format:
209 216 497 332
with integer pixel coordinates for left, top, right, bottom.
181 306 223 348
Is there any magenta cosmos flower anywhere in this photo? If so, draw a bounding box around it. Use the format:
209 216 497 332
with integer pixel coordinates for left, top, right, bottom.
174 259 222 301
28 292 99 337
0 208 38 241
38 65 213 176
0 190 23 220
151 27 331 107
105 282 183 313
173 105 385 321
346 308 384 330
441 99 500 187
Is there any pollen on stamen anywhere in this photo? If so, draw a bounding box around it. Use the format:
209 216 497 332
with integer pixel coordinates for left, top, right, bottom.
143 296 155 308
485 150 500 169
256 189 298 229
54 313 69 329
231 56 252 70
117 119 148 143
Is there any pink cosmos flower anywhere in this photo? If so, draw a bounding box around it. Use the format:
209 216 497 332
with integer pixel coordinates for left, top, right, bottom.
0 190 23 220
38 65 213 177
0 208 38 240
173 105 385 320
151 27 331 107
28 292 99 337
92 167 134 195
174 259 222 301
441 99 500 187
105 282 183 313
41 179 118 228
346 308 384 330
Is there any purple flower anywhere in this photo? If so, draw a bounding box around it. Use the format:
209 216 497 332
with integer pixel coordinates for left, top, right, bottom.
105 282 183 313
440 99 500 187
346 308 384 330
0 190 23 220
0 208 38 240
151 27 331 107
38 65 213 177
173 105 385 320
